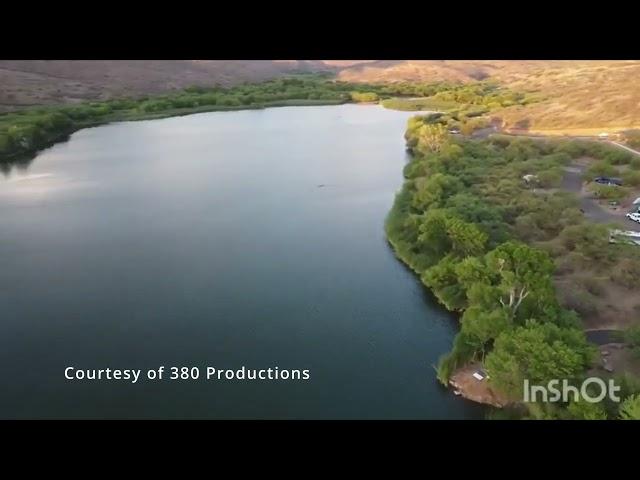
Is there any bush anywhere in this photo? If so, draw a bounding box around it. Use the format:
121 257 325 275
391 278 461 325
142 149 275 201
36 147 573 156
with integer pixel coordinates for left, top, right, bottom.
610 257 640 289
0 133 14 154
554 140 586 158
589 183 629 201
350 92 379 103
219 97 241 107
435 353 457 386
622 327 640 360
583 161 617 180
561 284 599 317
63 106 95 120
140 100 172 113
555 251 587 275
605 150 632 165
537 168 563 188
578 276 606 297
558 223 613 264
622 170 640 187
545 152 572 166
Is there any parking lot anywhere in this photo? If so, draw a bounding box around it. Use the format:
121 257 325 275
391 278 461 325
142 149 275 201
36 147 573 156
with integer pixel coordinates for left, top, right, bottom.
562 162 640 232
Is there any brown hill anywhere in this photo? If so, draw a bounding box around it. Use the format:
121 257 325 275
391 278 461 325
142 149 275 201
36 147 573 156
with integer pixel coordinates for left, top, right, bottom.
2 60 639 131
336 60 640 131
0 60 335 111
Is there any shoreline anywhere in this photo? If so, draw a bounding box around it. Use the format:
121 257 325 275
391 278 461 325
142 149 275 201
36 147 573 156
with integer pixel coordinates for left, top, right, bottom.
1 99 440 167
0 99 353 165
2 99 428 166
384 124 637 413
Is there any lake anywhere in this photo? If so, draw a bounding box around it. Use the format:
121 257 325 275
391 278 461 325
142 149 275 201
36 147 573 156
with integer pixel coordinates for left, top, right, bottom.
0 104 483 419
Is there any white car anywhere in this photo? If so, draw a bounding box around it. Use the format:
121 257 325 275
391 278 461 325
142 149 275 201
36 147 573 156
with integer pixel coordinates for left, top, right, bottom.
626 213 640 224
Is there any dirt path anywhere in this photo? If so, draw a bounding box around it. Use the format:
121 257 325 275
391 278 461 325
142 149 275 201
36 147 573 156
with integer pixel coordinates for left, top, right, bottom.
492 130 640 158
607 141 640 157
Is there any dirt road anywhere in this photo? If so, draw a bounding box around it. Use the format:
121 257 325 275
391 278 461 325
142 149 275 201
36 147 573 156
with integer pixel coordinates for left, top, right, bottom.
608 140 640 157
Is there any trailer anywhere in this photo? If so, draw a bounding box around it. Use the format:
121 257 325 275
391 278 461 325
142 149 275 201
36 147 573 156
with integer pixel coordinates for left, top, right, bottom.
609 229 640 246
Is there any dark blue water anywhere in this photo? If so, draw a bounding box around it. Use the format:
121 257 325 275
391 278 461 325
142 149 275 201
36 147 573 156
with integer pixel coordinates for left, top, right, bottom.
0 104 483 419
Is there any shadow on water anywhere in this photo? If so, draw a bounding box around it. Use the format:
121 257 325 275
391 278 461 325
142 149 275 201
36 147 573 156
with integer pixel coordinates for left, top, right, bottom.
0 132 73 177
384 238 461 326
0 155 37 176
384 240 490 418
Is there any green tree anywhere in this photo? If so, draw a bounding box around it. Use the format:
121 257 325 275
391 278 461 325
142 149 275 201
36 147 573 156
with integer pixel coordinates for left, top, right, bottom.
460 307 510 361
422 256 467 311
622 170 640 187
416 209 451 262
416 123 449 154
455 256 491 290
445 217 488 257
484 242 556 320
485 320 593 399
619 394 640 420
558 223 613 264
611 258 640 290
583 161 617 180
621 326 640 359
412 173 463 210
350 91 379 103
567 400 608 420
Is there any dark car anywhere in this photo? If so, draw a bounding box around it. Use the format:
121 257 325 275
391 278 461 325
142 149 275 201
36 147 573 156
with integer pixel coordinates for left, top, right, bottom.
594 176 623 186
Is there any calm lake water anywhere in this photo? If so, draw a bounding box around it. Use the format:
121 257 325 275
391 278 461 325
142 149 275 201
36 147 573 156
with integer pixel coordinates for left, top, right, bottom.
0 104 483 419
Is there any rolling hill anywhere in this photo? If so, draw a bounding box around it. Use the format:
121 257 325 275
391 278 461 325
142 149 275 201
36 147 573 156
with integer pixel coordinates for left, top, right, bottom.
335 60 640 131
0 60 335 112
2 60 639 131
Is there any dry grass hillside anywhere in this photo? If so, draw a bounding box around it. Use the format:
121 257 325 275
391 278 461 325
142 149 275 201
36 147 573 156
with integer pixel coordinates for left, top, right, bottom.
493 61 640 131
0 60 334 112
2 60 639 131
336 60 640 131
336 60 502 82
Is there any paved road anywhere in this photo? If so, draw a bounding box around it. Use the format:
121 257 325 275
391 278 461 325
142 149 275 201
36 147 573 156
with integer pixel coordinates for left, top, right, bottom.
562 163 640 232
474 130 640 230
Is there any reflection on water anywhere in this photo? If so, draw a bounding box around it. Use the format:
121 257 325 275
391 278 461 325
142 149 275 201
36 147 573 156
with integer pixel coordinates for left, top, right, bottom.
0 156 35 177
0 172 99 204
7 173 55 182
0 105 484 419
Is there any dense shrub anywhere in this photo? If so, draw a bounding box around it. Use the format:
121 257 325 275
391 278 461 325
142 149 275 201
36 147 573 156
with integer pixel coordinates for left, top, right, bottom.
622 170 640 187
610 257 640 289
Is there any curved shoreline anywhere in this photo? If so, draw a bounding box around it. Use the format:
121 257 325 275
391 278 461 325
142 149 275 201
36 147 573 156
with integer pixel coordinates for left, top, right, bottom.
0 99 351 165
382 125 635 414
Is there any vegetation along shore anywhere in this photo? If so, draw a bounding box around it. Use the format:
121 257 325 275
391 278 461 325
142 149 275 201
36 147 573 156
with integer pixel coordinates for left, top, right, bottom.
385 110 640 419
0 76 530 165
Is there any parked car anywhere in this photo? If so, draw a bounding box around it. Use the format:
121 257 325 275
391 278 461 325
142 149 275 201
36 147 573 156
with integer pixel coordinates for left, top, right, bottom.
595 176 623 186
626 213 640 224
